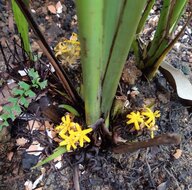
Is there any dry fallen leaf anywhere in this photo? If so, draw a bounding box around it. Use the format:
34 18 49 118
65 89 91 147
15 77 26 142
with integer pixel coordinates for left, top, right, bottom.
24 180 33 190
26 141 44 156
44 121 54 130
160 61 192 104
7 152 14 161
56 1 63 14
157 181 167 190
34 188 43 190
53 137 62 143
16 137 28 146
28 120 41 131
46 129 57 139
32 174 44 189
173 149 182 159
47 5 57 14
0 106 3 112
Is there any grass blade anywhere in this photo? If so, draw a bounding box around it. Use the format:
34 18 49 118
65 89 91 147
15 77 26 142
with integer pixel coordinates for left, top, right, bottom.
33 147 66 168
11 0 32 59
59 104 80 117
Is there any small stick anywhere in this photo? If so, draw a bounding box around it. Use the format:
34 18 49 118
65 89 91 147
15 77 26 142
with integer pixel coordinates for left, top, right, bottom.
112 133 181 154
73 165 80 190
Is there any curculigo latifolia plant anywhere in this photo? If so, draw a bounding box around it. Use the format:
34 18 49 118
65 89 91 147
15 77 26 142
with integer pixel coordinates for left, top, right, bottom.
0 68 47 130
11 0 186 169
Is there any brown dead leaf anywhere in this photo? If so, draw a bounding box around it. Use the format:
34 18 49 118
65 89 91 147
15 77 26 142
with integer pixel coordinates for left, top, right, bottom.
31 41 41 52
8 14 14 32
47 5 57 14
157 181 167 190
143 98 156 107
44 121 54 130
26 141 44 156
0 106 2 112
34 188 43 190
24 180 33 190
53 137 62 143
122 61 142 85
7 152 14 161
16 137 28 146
173 149 182 159
28 120 41 131
0 37 7 47
56 1 62 14
160 61 192 104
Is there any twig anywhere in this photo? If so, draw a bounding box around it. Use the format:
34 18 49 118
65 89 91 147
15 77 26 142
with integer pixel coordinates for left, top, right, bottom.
145 148 155 188
163 165 181 190
73 165 80 190
0 43 10 71
112 133 181 154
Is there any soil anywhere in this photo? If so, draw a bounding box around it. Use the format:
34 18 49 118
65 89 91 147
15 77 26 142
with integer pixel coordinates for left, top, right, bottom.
0 0 192 190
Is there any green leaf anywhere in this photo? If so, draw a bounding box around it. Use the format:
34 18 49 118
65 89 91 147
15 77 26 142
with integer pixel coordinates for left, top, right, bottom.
9 112 16 121
32 78 40 85
24 89 36 98
0 113 9 121
13 105 22 114
32 83 39 88
20 96 29 107
33 147 66 168
8 97 18 104
28 68 39 80
1 121 9 128
38 80 47 90
18 81 30 91
11 0 32 59
12 88 24 96
0 125 3 131
59 104 80 117
3 105 13 114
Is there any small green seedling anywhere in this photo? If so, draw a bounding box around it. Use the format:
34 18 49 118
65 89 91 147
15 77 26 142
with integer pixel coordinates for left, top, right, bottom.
0 68 47 130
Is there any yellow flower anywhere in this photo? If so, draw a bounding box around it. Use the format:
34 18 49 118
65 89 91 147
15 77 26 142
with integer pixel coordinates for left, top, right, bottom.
55 114 76 135
56 114 93 151
59 132 78 151
126 111 144 130
149 125 158 139
74 123 93 147
142 108 160 129
54 33 80 64
142 108 160 138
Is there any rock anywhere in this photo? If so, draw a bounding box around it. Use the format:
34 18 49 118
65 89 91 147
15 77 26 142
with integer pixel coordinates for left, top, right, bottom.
22 152 39 170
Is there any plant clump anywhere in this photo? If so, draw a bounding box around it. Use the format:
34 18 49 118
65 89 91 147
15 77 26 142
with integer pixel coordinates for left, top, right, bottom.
54 33 80 65
126 107 160 138
55 114 93 151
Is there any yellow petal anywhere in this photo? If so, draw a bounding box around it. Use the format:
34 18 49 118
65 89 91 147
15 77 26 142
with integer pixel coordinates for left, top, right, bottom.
83 128 93 134
59 140 67 146
134 122 140 130
79 138 84 147
83 136 91 142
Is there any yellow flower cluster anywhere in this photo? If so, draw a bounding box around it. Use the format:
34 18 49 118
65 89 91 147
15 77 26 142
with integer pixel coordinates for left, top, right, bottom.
126 108 160 138
54 33 80 65
55 114 92 151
